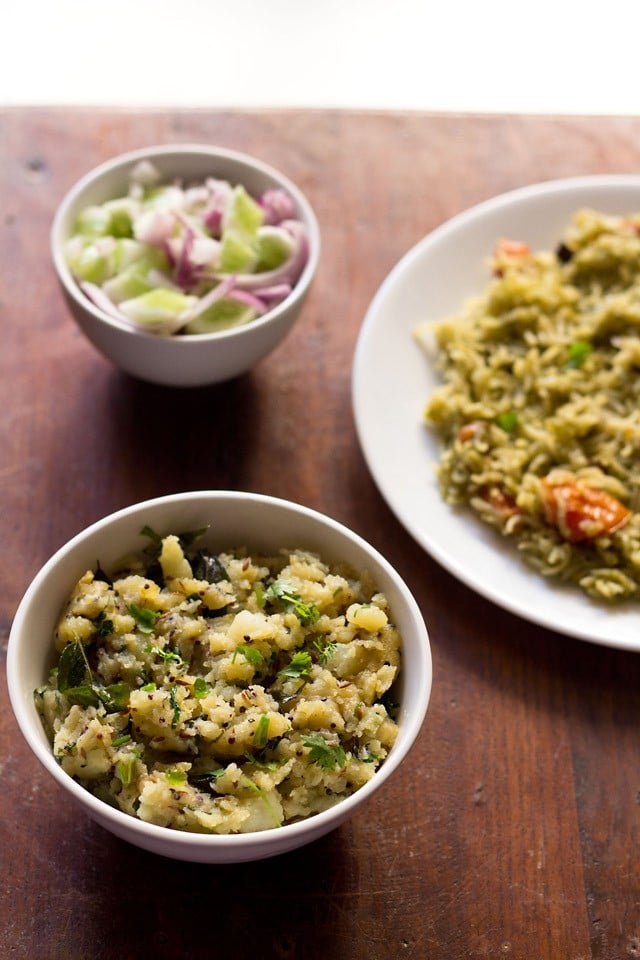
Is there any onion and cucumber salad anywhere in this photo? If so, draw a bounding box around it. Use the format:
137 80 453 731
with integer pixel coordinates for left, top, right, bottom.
65 161 310 336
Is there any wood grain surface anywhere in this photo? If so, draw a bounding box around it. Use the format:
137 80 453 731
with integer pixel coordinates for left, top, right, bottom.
2 108 640 960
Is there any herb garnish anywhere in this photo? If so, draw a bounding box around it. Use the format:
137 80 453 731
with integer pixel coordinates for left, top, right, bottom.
165 768 187 786
264 581 320 625
111 733 132 748
254 714 271 748
95 612 114 638
189 768 225 791
192 677 208 699
233 645 265 668
302 733 347 770
191 549 229 584
496 411 518 433
116 757 138 787
314 638 338 665
57 641 130 711
278 650 312 679
169 686 181 729
153 647 186 669
139 525 163 545
565 340 593 369
129 603 161 635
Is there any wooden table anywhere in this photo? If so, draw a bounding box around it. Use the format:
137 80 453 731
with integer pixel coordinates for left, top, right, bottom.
2 108 640 960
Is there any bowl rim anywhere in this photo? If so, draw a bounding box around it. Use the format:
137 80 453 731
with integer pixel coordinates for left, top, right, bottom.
50 143 321 344
7 490 432 854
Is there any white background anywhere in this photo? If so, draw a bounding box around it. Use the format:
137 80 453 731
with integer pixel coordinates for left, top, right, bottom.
3 0 640 114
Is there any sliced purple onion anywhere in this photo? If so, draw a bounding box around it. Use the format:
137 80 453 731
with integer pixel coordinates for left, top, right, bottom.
178 274 237 324
259 188 297 225
213 220 309 292
133 209 176 246
227 289 269 315
80 281 131 324
250 283 292 303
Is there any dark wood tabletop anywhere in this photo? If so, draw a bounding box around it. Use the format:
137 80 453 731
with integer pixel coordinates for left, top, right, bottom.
2 107 640 960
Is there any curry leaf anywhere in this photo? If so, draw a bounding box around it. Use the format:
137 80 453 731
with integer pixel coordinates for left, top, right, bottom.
57 641 92 692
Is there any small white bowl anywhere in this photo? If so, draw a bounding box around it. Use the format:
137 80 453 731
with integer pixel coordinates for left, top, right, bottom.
7 491 432 863
51 145 320 387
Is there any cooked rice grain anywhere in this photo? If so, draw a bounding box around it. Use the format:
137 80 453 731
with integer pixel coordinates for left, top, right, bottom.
416 208 640 601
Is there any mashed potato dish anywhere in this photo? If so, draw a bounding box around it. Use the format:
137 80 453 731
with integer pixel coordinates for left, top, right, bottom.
35 530 401 834
417 208 640 601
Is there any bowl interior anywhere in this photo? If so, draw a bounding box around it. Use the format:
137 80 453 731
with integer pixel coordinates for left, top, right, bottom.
51 144 321 341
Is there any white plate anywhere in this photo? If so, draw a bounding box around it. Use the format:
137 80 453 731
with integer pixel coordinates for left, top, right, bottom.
353 175 640 651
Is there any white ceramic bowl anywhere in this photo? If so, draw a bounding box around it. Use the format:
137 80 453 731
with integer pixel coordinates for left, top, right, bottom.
51 145 320 387
7 491 432 863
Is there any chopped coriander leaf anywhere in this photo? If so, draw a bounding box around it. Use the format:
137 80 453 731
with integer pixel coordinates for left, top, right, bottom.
141 682 156 692
154 647 186 668
245 754 281 771
264 580 320 625
254 584 265 608
169 686 181 729
178 527 209 549
95 614 114 638
128 603 161 635
314 638 338 664
565 340 593 369
253 714 271 748
116 757 137 787
189 768 225 790
192 677 208 698
496 411 518 433
165 768 187 786
139 524 163 545
111 733 132 748
302 733 347 770
278 650 312 679
233 645 265 667
239 774 262 795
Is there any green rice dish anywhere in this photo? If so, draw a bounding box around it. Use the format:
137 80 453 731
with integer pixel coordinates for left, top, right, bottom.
416 208 640 602
35 530 400 834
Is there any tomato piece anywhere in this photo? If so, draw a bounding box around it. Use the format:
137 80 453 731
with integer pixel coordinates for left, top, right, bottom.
494 239 531 258
541 474 631 543
480 487 521 518
492 240 531 277
458 421 485 442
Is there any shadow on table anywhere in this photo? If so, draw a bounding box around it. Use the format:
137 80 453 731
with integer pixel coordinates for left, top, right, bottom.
101 368 264 500
38 816 368 960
